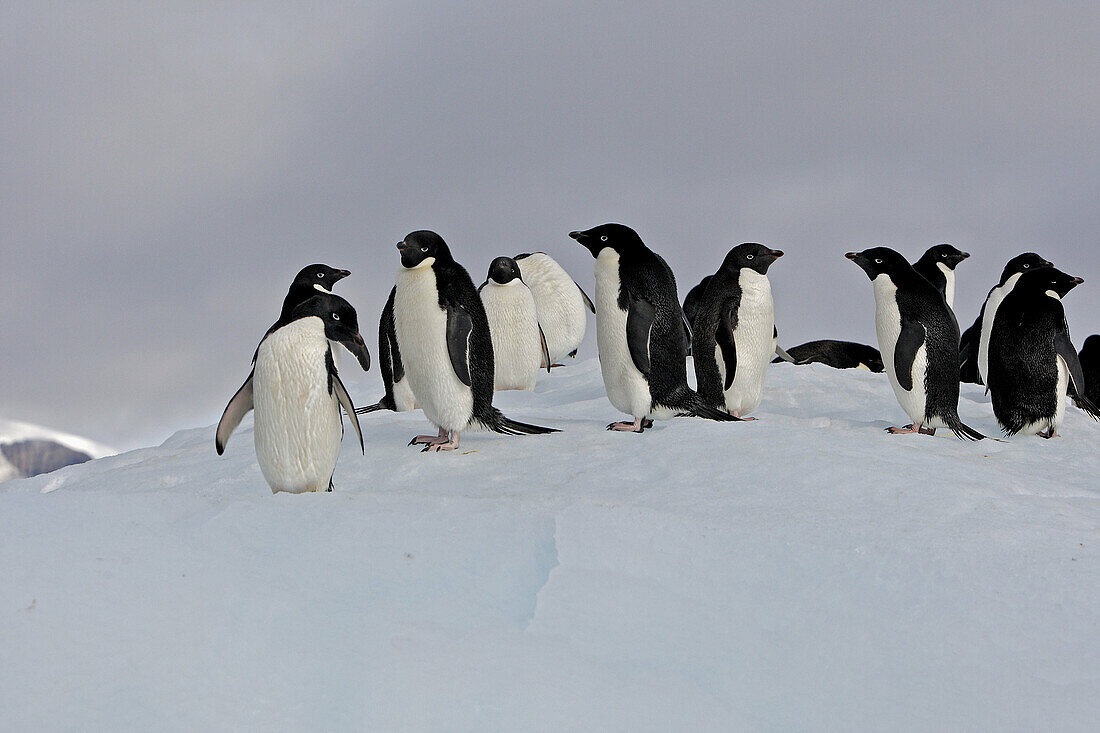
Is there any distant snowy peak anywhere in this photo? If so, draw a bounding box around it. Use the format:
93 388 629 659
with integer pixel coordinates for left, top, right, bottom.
0 418 115 481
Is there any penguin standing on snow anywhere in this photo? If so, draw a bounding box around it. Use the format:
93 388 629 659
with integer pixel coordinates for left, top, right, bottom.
771 340 884 372
355 287 418 414
692 243 785 419
846 247 984 439
911 244 969 309
570 223 739 432
216 292 370 493
988 269 1100 437
392 230 558 451
1080 335 1100 406
512 252 594 367
479 257 551 391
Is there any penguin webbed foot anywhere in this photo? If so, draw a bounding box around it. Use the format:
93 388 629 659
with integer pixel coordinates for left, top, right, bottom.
1038 427 1059 439
409 426 449 446
421 432 460 452
886 423 934 435
607 417 651 433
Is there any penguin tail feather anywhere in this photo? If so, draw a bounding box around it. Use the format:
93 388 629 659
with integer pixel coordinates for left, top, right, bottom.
1072 394 1100 421
945 414 986 441
484 409 560 436
662 389 742 422
354 402 386 415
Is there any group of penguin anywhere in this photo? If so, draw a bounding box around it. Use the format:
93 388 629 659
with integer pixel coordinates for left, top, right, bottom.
215 224 1100 494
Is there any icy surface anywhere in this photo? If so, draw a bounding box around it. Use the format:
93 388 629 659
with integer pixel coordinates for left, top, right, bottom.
2 361 1098 731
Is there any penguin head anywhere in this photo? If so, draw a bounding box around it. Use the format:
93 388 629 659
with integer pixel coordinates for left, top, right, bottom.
291 264 351 293
486 256 522 285
569 224 645 258
916 244 970 271
1082 334 1099 359
720 243 784 275
1000 252 1053 284
855 344 886 373
397 230 452 269
1016 267 1083 300
845 247 910 281
290 293 372 372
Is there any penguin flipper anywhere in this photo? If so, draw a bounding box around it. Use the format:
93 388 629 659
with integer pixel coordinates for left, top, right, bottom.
446 305 474 387
1055 331 1100 419
538 325 552 373
894 320 927 392
330 371 365 454
216 370 254 455
576 282 596 313
626 296 655 375
717 304 739 391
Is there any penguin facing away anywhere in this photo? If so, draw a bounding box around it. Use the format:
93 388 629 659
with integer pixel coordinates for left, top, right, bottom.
1080 335 1100 406
682 275 713 333
355 286 418 414
771 340 884 372
846 247 984 439
479 257 551 391
988 269 1100 437
392 231 558 451
570 223 739 432
692 243 784 419
911 244 969 309
971 252 1054 385
216 292 370 493
512 252 594 366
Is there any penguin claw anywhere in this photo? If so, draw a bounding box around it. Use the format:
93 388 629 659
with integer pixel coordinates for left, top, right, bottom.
607 419 648 433
886 425 919 434
408 435 440 446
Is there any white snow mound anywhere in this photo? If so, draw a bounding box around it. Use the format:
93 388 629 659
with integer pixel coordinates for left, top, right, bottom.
2 360 1098 731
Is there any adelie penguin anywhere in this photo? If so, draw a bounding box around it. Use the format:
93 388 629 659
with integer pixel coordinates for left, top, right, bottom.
846 247 985 439
216 292 370 493
392 230 558 451
570 223 739 432
958 252 1052 385
771 340 884 372
355 287 418 414
478 257 551 391
911 244 969 309
987 269 1100 437
685 272 798 363
512 252 594 367
692 243 784 419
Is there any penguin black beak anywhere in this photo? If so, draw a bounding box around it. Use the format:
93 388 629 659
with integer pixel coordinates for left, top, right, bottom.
845 252 859 260
342 332 371 372
770 249 784 258
335 269 351 280
568 231 581 240
1074 277 1085 285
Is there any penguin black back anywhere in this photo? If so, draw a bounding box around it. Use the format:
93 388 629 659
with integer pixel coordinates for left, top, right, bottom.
682 275 713 330
773 340 884 371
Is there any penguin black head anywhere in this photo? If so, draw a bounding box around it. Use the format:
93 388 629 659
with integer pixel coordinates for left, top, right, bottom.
1015 267 1084 299
292 264 351 293
569 223 645 258
1000 252 1053 285
916 244 970 271
720 243 784 275
290 293 371 371
487 256 522 285
845 247 911 281
397 230 453 269
1082 334 1100 358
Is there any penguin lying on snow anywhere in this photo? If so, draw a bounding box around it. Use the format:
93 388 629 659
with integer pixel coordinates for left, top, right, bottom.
846 247 985 439
911 244 969 309
570 223 739 432
513 252 594 367
479 257 551 391
1081 335 1100 406
771 340 884 372
355 287 418 414
216 292 370 493
692 243 784 419
393 231 558 451
988 269 1100 437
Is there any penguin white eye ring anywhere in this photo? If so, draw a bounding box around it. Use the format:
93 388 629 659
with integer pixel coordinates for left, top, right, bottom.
332 312 340 320
875 258 883 264
600 235 608 241
318 272 325 278
746 254 754 259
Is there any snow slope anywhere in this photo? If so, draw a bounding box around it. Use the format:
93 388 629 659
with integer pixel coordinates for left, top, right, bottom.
2 361 1098 731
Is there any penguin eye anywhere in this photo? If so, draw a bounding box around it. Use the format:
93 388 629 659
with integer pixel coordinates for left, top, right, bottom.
746 254 754 260
317 272 325 278
1022 264 1030 268
600 235 608 242
874 258 883 264
421 246 429 252
332 312 341 321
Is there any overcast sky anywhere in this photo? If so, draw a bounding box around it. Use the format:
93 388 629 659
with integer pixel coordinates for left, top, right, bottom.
3 1 1099 450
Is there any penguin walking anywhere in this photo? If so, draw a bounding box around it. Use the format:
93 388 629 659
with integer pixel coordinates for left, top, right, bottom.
771 340 884 372
479 257 551 391
216 292 370 493
512 252 594 367
570 223 739 431
692 244 784 419
355 287 418 414
911 244 969 309
846 247 984 439
392 231 558 451
988 269 1100 437
1080 335 1100 406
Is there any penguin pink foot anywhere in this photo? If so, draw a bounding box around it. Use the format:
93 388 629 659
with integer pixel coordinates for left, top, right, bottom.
886 423 936 435
607 417 650 432
422 432 460 452
409 426 448 446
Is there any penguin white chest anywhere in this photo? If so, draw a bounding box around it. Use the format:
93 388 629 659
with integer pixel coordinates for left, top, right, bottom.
393 265 475 431
594 249 652 418
937 262 956 308
978 274 1019 384
722 269 775 416
873 276 929 425
517 254 588 363
252 318 343 494
480 280 542 391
